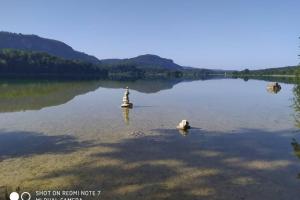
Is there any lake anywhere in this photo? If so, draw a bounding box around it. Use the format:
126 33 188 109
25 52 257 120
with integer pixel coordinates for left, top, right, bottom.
0 77 299 200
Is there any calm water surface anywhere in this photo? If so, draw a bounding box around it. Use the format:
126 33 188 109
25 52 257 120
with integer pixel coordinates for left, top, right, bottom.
0 78 299 200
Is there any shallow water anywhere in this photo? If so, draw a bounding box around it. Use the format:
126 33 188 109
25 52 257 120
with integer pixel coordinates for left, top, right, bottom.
0 78 299 200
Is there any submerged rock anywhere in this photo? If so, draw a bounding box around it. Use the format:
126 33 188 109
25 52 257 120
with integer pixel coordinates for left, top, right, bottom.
177 120 191 130
130 131 145 137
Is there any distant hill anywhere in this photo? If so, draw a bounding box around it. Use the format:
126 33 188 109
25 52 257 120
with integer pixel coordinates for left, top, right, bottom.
0 31 100 63
101 54 183 70
0 31 228 78
100 58 122 65
101 55 230 76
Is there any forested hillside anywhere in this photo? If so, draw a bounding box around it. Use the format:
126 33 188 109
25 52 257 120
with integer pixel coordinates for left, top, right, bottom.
0 49 107 77
0 32 100 63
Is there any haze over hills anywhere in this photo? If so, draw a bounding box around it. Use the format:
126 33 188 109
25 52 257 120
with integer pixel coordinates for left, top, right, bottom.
0 31 100 63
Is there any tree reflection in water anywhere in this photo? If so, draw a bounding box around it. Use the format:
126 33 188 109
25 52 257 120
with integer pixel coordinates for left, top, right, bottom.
290 83 300 179
292 84 300 128
291 138 300 179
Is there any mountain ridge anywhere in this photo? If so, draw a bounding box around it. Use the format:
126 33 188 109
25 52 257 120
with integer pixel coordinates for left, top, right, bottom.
0 31 230 75
0 31 100 63
101 54 183 70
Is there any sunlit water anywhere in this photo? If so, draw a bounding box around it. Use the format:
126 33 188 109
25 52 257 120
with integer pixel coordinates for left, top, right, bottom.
0 78 299 200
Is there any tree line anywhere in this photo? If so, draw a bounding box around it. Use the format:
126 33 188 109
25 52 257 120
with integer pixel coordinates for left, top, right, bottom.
0 49 108 77
0 49 210 79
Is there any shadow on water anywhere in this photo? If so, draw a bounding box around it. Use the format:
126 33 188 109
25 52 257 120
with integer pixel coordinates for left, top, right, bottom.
0 130 96 200
23 128 300 200
0 130 94 160
2 76 300 199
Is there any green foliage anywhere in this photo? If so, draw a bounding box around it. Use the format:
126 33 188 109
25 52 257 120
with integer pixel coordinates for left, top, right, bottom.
291 138 300 159
101 54 182 70
0 31 100 63
231 65 300 77
0 49 218 79
242 68 250 74
293 83 300 128
100 58 215 79
0 49 107 77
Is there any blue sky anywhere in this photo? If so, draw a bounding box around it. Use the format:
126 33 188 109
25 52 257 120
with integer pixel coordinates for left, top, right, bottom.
0 0 299 69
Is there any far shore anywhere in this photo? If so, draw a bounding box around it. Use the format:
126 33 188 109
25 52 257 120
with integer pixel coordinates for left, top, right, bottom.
230 74 298 78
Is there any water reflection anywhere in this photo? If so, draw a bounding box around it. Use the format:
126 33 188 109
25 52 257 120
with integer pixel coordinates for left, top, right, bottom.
122 107 130 125
291 138 300 179
0 77 223 113
235 76 300 85
266 82 281 93
267 87 281 94
292 84 300 128
95 76 223 94
243 77 249 82
1 78 300 199
0 80 102 113
178 129 189 136
290 81 300 177
0 79 181 113
97 79 183 93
